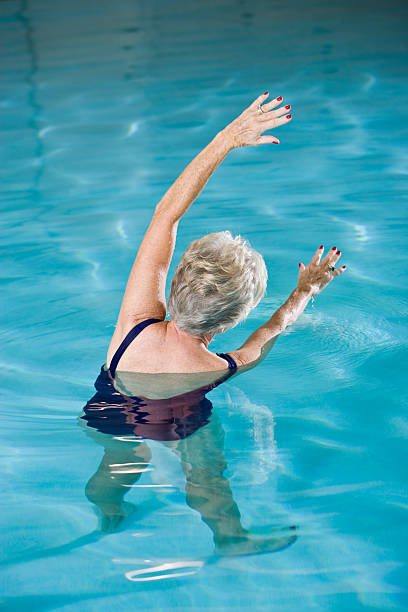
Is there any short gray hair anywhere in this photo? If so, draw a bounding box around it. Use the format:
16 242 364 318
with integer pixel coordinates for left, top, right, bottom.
168 231 267 337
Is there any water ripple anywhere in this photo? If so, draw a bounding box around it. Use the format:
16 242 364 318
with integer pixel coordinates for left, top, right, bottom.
282 481 382 500
121 560 204 582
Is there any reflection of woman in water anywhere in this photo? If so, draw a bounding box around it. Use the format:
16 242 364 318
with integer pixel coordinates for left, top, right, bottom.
80 92 346 556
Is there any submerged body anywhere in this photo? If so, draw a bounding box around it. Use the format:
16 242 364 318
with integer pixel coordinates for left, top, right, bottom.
80 321 295 554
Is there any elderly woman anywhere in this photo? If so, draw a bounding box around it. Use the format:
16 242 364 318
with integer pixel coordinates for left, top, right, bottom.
80 92 346 554
105 92 345 382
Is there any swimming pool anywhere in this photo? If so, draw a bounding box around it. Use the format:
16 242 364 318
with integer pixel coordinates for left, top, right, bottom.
1 0 407 609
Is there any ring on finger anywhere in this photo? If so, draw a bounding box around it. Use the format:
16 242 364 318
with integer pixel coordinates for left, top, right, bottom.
327 265 335 272
257 104 266 114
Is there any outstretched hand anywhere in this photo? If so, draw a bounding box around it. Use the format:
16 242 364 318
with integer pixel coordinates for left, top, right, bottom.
224 92 292 147
298 245 346 296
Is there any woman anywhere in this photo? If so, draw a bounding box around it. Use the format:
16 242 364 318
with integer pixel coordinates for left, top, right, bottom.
80 92 346 555
105 91 345 381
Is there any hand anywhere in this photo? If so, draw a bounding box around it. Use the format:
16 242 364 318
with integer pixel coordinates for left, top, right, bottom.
223 92 292 148
298 245 346 296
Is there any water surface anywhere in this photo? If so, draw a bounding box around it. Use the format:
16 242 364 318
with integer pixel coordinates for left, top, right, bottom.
1 0 407 610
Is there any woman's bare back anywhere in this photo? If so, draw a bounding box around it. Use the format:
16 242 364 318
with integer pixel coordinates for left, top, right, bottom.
107 319 231 373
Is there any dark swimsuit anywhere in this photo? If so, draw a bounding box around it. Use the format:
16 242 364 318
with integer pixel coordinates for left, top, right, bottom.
81 318 237 442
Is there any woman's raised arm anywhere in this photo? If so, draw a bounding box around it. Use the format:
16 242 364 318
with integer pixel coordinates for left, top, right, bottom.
155 92 292 222
114 92 292 331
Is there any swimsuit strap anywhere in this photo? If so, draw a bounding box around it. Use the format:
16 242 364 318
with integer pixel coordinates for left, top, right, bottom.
108 318 162 377
216 352 238 370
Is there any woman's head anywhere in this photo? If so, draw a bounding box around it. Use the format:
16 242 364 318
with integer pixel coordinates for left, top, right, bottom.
168 231 267 337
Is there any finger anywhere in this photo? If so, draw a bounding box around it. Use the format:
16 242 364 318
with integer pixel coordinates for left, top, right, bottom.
298 262 306 272
258 95 284 113
249 91 270 110
311 244 324 264
321 246 338 265
326 248 342 266
256 135 280 145
262 113 292 130
332 265 346 278
333 249 342 265
259 104 291 121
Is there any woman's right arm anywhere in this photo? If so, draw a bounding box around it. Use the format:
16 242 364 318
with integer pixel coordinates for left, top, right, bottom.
230 245 347 368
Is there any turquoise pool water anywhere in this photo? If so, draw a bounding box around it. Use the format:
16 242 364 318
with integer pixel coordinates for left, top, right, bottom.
1 0 407 609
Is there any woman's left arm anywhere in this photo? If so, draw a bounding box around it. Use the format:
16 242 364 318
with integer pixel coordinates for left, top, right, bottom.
115 92 292 331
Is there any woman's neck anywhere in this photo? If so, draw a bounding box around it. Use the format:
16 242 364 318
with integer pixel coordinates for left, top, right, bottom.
166 319 214 349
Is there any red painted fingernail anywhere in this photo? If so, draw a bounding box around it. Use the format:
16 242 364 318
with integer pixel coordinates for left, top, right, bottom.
336 250 341 255
319 245 323 249
299 263 302 267
342 265 346 269
273 141 279 144
286 114 292 119
331 246 336 250
285 105 291 109
276 96 282 101
264 91 269 96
